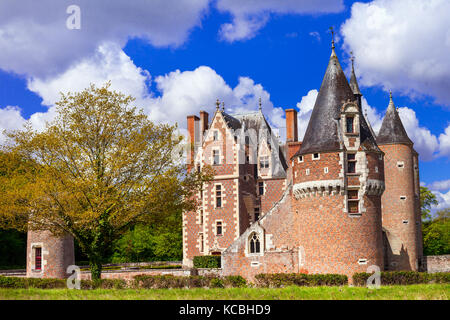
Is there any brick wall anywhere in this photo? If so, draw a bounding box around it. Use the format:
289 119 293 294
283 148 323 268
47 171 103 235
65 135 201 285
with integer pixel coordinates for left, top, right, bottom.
422 255 450 273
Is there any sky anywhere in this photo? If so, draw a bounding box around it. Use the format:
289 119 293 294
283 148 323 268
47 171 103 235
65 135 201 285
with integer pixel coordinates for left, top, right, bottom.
0 0 449 212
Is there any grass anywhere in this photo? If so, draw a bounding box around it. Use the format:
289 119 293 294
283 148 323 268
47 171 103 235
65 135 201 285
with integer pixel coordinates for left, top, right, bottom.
0 284 448 300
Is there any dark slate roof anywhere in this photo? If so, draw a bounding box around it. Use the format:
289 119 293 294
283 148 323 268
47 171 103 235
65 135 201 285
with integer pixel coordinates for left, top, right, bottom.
232 111 288 177
222 111 242 130
296 49 357 156
349 62 362 96
377 94 413 146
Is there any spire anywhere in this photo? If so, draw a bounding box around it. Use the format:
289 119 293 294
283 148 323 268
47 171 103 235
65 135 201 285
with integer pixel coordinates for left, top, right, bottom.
349 52 362 96
377 91 413 146
296 39 357 156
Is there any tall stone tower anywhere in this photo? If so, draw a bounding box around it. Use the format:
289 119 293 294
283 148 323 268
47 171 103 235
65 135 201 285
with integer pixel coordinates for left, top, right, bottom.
377 93 423 271
291 43 385 277
26 230 74 279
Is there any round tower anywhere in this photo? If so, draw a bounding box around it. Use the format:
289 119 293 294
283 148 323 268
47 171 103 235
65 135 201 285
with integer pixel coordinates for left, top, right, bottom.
377 93 422 271
291 44 385 278
26 230 74 279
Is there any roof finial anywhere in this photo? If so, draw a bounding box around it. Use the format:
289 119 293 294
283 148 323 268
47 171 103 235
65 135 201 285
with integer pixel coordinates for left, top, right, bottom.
329 26 335 50
216 98 220 110
389 90 393 100
221 101 225 112
350 51 355 70
258 97 262 110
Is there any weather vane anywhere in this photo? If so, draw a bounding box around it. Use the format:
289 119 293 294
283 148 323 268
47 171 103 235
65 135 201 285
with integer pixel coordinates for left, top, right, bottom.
329 26 335 49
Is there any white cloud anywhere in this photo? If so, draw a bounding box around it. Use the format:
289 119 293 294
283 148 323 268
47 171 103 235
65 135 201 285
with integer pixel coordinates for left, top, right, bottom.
0 106 26 143
0 0 209 78
296 89 318 140
216 0 344 42
397 107 439 161
438 125 450 157
433 189 450 211
428 179 450 191
341 0 450 105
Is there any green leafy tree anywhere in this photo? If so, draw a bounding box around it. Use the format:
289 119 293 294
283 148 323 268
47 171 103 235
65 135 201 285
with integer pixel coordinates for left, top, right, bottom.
420 186 439 221
423 208 450 255
0 83 212 280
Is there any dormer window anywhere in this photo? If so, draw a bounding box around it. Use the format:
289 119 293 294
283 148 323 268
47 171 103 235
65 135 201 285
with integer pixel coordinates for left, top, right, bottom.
346 117 354 133
213 150 220 165
312 153 320 160
213 130 219 141
260 156 269 169
298 156 303 163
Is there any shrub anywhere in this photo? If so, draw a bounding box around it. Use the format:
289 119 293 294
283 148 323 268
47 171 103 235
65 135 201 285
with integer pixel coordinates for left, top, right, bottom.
210 278 224 288
254 273 348 287
193 255 221 268
353 271 450 286
223 275 247 288
0 276 66 289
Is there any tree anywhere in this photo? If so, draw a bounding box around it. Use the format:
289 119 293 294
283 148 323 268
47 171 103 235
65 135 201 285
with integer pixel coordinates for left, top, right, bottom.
420 186 438 221
423 208 450 256
0 83 212 280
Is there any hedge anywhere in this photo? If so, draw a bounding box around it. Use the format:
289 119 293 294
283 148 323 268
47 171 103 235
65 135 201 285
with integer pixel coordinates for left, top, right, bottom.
0 276 126 289
353 271 450 286
133 274 246 289
193 255 221 268
254 273 348 287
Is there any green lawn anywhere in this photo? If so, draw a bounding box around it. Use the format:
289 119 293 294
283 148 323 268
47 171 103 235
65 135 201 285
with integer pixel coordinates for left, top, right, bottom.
0 284 448 300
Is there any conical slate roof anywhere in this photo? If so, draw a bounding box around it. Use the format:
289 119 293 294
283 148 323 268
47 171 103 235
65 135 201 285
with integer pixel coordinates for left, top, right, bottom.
377 93 413 145
349 59 362 96
297 48 357 155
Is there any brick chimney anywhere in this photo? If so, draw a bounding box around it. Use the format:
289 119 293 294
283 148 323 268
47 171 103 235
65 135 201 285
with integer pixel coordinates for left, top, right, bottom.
199 111 209 141
285 109 298 142
187 115 199 167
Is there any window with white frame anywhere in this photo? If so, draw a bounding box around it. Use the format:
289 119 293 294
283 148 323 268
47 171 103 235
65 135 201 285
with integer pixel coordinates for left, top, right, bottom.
260 156 269 169
213 130 219 141
213 149 220 165
215 185 222 208
216 221 223 236
312 153 320 160
249 232 261 254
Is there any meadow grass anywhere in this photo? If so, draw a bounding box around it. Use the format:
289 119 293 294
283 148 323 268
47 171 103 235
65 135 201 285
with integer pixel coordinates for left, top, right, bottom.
0 284 448 300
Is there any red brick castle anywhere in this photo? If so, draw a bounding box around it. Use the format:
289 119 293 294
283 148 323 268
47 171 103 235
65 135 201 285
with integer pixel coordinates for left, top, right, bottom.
25 43 423 280
183 43 423 280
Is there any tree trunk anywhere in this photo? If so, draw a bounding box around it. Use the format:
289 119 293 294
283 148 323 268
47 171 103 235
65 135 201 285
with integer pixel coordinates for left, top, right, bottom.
89 259 103 281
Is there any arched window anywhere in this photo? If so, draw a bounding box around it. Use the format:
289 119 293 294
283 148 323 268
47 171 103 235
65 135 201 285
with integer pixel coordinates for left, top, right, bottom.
249 232 261 254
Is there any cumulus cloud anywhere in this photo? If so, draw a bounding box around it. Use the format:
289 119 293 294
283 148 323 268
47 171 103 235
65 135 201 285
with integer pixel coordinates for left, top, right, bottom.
1 44 279 142
428 179 450 191
341 0 450 105
438 125 450 157
0 0 209 78
433 190 450 211
216 0 344 42
397 107 439 161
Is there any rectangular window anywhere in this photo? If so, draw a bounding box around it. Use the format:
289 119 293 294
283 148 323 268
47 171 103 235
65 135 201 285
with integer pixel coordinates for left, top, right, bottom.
213 150 220 165
312 153 320 160
213 131 218 141
216 185 222 208
347 153 356 173
298 156 303 163
346 117 354 133
35 247 42 271
199 233 204 253
348 200 359 214
348 190 358 200
254 207 260 221
258 182 264 196
200 209 203 225
260 156 269 169
216 221 223 236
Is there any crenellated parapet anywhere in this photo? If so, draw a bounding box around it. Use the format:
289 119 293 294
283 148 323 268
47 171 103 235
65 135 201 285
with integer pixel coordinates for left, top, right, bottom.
293 179 344 199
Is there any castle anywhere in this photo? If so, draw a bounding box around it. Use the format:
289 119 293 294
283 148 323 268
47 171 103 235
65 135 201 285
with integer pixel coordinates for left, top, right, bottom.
182 43 423 280
25 43 423 280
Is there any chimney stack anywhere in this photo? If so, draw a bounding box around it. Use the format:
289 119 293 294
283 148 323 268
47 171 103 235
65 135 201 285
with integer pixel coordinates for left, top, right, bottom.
199 111 209 140
285 109 298 142
187 115 200 166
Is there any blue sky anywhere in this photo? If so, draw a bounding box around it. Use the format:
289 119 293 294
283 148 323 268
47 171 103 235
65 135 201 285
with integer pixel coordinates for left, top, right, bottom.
0 0 449 210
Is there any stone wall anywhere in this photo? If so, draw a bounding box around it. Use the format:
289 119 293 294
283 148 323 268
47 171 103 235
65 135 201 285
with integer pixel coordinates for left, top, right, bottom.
423 255 450 273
